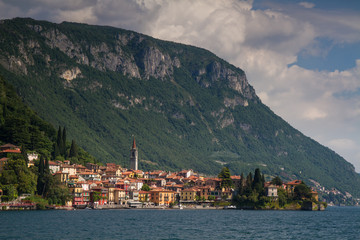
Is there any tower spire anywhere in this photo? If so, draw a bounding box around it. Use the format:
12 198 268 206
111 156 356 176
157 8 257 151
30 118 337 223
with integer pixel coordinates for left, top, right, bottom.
132 137 136 149
130 136 138 170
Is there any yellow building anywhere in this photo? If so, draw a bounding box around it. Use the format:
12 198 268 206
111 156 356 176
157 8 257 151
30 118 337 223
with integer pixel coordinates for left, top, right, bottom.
150 189 175 206
180 188 198 201
139 191 151 202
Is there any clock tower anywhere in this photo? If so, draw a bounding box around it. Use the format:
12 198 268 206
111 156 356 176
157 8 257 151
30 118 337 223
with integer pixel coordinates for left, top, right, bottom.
130 137 138 170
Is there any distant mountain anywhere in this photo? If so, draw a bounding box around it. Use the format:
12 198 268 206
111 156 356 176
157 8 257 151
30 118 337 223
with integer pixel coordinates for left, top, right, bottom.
1 18 359 196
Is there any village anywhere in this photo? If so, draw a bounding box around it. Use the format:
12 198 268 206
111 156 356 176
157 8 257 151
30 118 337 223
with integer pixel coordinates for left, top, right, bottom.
0 139 321 210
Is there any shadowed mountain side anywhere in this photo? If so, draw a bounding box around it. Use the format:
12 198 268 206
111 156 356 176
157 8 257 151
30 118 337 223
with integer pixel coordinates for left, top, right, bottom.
0 18 359 196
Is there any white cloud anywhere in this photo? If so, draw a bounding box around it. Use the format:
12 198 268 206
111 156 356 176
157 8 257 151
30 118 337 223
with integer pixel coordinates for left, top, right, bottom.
303 107 327 120
299 2 315 9
328 138 357 151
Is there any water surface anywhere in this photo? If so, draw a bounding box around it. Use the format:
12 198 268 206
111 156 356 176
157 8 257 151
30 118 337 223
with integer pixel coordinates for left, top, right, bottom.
0 206 359 239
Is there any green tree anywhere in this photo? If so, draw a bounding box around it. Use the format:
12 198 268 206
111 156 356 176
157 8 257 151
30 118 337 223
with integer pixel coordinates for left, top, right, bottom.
277 188 287 207
271 176 283 186
17 170 37 194
62 127 67 158
294 182 312 200
37 155 45 195
218 167 233 188
0 155 37 196
56 126 62 157
141 183 151 191
69 140 78 158
244 172 253 195
2 184 18 201
253 168 264 194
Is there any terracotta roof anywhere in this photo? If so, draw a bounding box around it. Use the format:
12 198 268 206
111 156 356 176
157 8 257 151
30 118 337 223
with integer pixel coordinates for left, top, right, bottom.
286 180 302 185
231 176 241 180
1 149 21 153
0 143 19 148
139 191 151 194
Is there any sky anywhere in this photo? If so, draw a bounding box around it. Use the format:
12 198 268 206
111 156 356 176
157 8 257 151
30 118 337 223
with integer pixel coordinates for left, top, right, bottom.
1 0 360 171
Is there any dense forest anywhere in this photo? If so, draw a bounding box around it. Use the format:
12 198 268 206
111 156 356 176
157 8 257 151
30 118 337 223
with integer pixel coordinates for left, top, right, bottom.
0 75 97 205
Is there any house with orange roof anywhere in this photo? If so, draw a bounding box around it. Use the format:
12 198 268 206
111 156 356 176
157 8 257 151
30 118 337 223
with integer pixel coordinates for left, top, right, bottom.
0 143 21 153
285 180 303 196
198 186 213 200
133 169 144 178
165 184 184 193
180 188 198 201
231 175 242 189
121 171 135 178
139 191 152 202
54 171 69 183
74 164 86 174
147 170 165 179
205 178 221 189
150 189 175 206
86 162 100 173
69 175 79 183
61 164 76 176
311 190 319 201
114 188 126 205
49 161 60 174
178 169 194 178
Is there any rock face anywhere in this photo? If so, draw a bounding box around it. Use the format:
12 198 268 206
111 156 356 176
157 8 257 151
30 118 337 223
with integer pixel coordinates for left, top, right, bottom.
2 18 360 198
61 67 81 81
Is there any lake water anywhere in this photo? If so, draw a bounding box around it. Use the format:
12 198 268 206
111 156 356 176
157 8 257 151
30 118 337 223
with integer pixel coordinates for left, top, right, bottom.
0 206 359 239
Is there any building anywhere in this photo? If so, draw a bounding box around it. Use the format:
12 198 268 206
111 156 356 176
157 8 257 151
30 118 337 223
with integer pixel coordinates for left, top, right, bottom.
139 191 152 202
0 144 21 158
130 137 138 170
150 189 175 206
285 180 302 196
49 161 61 174
114 188 126 205
180 188 198 201
266 184 278 197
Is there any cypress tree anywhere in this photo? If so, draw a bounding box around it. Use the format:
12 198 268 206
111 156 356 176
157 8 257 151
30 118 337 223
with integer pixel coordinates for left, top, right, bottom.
238 172 245 195
45 157 49 174
62 127 67 158
37 155 45 195
56 126 62 156
21 145 28 164
253 168 263 193
245 172 253 195
69 140 78 158
53 142 60 158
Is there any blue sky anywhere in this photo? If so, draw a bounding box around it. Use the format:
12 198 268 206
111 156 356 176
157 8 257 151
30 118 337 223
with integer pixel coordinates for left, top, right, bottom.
1 0 360 172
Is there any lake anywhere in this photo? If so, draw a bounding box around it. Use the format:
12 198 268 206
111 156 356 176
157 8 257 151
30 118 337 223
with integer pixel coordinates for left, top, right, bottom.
0 207 359 239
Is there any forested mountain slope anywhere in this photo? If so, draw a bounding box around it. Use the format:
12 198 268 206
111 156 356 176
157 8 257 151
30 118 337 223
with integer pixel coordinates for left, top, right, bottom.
0 18 359 196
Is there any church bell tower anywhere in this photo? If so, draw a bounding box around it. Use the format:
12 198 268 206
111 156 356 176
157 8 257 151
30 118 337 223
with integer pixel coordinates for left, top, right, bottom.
130 137 138 170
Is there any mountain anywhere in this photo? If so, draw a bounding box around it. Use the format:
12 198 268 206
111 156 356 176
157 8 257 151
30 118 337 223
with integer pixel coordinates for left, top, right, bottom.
1 18 359 196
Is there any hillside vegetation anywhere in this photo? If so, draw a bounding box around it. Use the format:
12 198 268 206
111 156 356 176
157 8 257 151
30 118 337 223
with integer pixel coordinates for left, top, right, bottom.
0 18 359 196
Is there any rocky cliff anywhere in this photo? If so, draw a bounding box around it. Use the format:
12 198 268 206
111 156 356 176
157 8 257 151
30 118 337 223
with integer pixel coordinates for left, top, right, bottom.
1 18 360 197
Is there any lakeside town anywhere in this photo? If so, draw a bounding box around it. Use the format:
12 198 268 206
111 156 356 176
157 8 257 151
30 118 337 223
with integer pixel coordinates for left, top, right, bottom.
0 139 331 210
